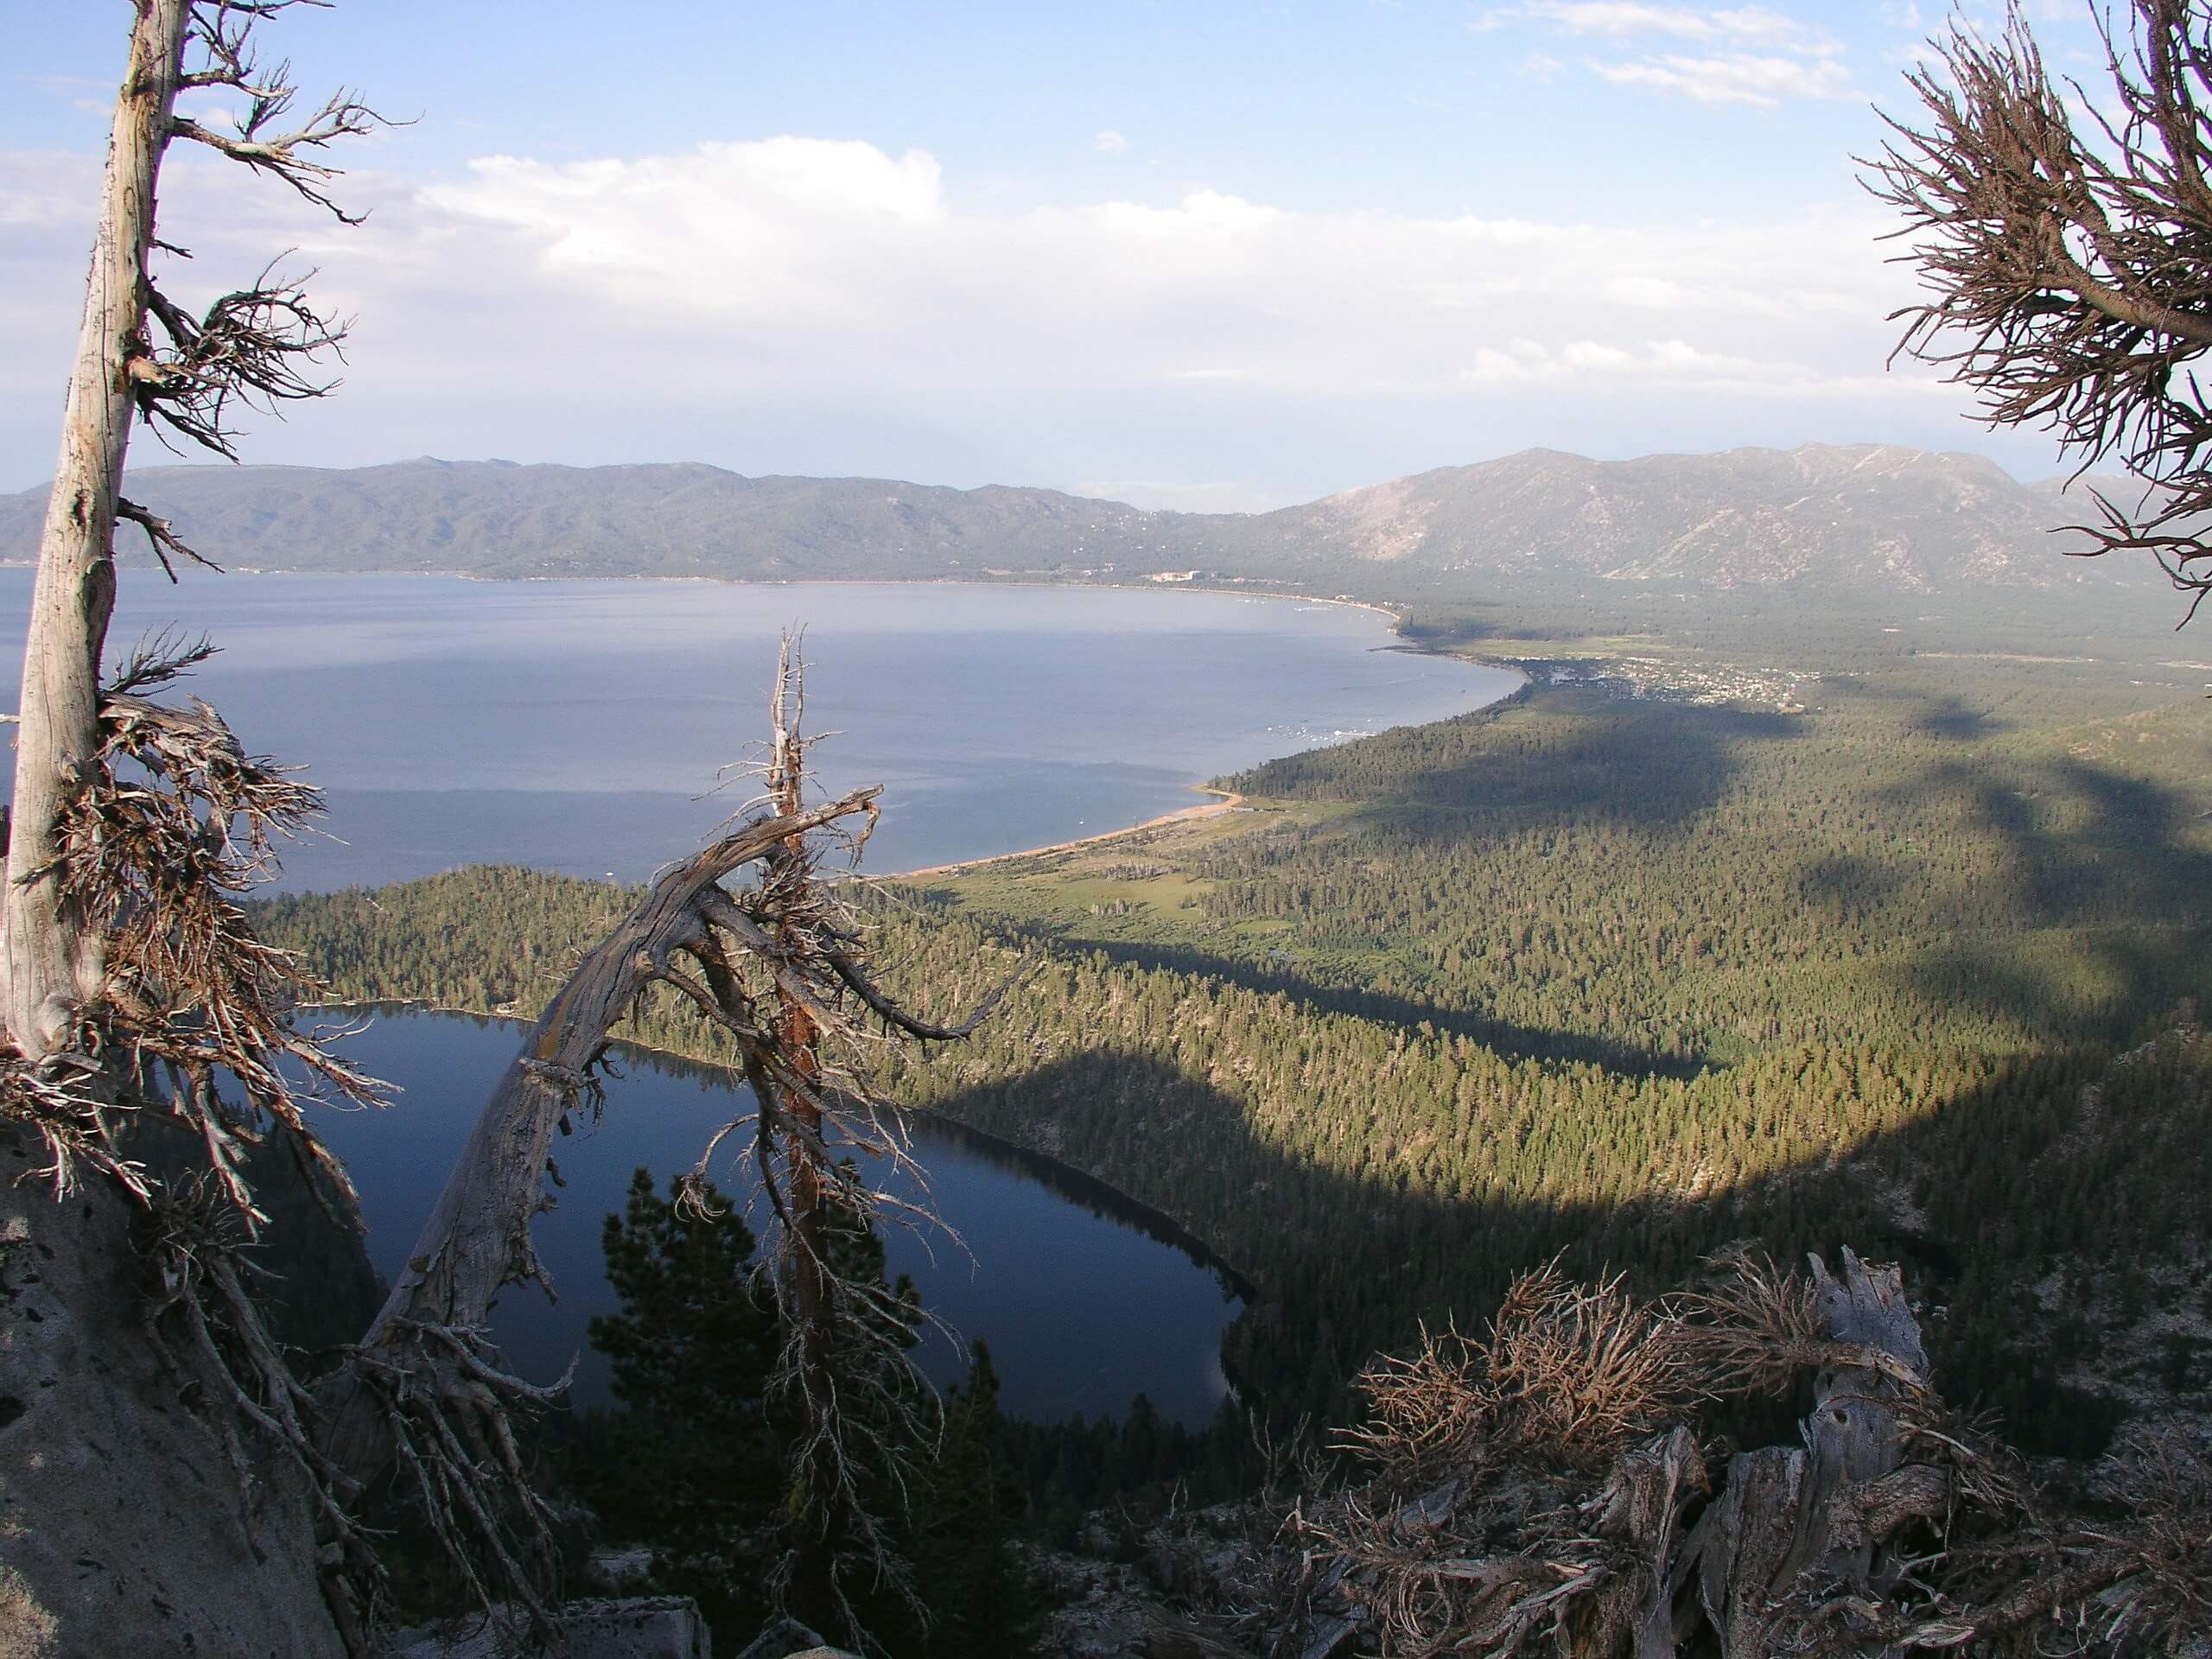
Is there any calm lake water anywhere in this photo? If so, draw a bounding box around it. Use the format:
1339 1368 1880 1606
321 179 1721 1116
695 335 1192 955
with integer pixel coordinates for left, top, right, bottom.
312 1008 1250 1427
1 569 1520 1424
0 573 1519 892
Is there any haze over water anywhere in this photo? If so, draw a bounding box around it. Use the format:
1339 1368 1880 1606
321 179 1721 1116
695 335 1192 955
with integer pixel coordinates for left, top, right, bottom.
0 573 1519 891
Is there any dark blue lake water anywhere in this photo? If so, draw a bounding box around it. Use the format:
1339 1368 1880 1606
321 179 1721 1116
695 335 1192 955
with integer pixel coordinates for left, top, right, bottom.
0 573 1520 892
311 1007 1249 1427
0 570 1520 1424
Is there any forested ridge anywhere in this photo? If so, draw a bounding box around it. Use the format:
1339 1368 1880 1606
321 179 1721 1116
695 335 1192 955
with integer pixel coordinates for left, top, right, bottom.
257 639 2212 1459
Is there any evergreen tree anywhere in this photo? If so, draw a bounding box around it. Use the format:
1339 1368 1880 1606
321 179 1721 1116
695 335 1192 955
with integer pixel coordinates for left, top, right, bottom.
571 1170 782 1633
894 1343 1038 1659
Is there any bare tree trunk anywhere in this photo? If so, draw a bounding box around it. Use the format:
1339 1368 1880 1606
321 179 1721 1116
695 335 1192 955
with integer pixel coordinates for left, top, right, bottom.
3 0 189 1060
336 791 874 1376
770 662 842 1628
1682 1249 1934 1659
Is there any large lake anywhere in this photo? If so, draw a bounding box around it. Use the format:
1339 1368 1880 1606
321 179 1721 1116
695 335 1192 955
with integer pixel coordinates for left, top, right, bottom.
0 573 1520 892
0 569 1520 1426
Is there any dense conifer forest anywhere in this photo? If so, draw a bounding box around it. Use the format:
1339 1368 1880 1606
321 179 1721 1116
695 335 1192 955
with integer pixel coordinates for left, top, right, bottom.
257 619 2212 1466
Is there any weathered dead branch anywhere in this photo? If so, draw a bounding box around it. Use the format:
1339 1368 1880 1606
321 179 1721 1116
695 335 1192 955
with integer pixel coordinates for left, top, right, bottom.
314 646 1019 1647
1281 1250 2212 1657
1862 0 2212 614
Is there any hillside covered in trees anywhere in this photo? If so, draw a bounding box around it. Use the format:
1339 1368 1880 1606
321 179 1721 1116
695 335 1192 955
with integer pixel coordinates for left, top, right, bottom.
0 442 2177 603
259 625 2212 1465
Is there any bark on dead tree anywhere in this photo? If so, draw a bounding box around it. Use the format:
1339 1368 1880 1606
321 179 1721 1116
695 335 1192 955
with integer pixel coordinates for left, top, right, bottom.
1285 1250 2210 1658
766 647 848 1630
316 643 1016 1648
3 5 381 1653
4 0 370 1060
3 1 190 1058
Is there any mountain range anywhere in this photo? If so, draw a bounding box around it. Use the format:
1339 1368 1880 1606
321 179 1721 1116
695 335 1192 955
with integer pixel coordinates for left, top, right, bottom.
0 442 2165 601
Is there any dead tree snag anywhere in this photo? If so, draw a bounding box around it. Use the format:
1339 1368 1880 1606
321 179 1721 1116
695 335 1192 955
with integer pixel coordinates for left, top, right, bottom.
322 642 1016 1647
2 5 385 1653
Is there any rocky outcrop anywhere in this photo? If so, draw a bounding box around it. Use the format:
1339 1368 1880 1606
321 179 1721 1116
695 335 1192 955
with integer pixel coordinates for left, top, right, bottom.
0 1135 346 1659
396 1597 712 1658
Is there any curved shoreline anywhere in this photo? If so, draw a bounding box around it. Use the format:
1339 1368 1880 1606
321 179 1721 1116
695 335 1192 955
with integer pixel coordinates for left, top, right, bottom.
324 999 1262 1304
893 786 1246 880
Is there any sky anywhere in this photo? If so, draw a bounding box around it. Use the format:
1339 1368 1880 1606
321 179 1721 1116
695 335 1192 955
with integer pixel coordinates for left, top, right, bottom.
2 2 2117 511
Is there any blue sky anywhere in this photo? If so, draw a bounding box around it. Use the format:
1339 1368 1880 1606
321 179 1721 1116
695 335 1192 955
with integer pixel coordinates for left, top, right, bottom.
3 3 2113 508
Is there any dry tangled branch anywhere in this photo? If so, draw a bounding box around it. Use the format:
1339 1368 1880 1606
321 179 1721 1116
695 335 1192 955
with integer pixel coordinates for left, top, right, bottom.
314 639 1021 1649
0 639 394 1637
1339 1262 1700 1493
1863 0 2212 617
7 639 385 1217
4 634 381 1197
134 265 350 460
1284 1251 2212 1658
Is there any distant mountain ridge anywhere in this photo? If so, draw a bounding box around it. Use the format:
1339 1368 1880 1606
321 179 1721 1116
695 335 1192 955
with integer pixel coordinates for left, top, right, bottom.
0 443 2161 600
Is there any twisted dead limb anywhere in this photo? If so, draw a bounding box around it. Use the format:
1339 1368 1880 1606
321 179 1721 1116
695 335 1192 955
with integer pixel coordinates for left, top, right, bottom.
307 791 877 1643
320 655 1019 1646
1291 1250 2212 1657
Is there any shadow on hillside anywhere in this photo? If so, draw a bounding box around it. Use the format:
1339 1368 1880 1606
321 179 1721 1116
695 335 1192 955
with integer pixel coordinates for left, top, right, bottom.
1033 935 1709 1080
1795 851 1905 912
1878 747 2212 1039
1910 693 2014 741
1230 686 1800 828
920 1027 2202 1459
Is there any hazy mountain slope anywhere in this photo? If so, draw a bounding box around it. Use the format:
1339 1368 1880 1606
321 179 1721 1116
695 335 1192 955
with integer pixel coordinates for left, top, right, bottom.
0 458 1199 581
1221 443 2152 593
0 443 2165 597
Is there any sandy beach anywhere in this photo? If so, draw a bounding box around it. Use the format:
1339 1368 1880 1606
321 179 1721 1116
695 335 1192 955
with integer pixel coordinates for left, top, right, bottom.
894 785 1245 880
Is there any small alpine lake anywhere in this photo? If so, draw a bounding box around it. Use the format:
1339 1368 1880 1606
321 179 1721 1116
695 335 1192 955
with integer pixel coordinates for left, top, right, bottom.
309 1007 1251 1427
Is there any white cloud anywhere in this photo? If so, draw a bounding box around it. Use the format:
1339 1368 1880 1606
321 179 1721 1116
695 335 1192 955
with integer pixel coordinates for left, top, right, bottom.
1085 189 1280 237
1093 130 1129 154
1590 50 1858 105
1478 3 1838 54
1477 2 1854 106
0 136 1960 494
1461 335 1950 397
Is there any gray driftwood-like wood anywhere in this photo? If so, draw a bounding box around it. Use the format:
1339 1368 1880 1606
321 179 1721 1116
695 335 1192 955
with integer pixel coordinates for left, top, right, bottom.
325 789 880 1461
1 0 190 1058
1682 1249 1940 1657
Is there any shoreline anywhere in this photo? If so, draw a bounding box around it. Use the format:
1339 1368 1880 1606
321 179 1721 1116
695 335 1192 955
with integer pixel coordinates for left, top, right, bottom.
317 998 1261 1301
893 786 1247 880
66 561 1411 627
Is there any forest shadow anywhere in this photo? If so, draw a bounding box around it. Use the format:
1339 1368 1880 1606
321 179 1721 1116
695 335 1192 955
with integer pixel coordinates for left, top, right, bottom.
1877 746 2212 1038
1910 694 2014 741
1390 609 1554 650
1234 687 1801 828
920 1031 2202 1459
1042 934 1709 1080
1833 677 2023 742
